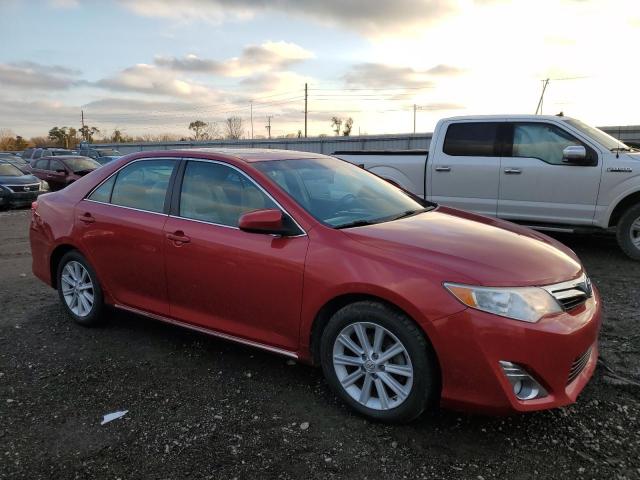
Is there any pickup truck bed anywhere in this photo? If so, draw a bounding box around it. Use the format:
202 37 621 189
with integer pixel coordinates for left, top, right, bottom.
334 150 429 199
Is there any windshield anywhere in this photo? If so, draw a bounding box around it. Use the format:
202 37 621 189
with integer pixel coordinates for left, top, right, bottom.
254 157 428 228
0 153 25 163
96 149 121 156
50 150 73 156
0 163 24 177
63 157 100 173
563 118 632 151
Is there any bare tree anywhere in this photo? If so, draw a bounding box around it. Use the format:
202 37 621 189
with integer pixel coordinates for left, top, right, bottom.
331 116 342 136
342 118 354 136
202 122 222 140
225 116 244 140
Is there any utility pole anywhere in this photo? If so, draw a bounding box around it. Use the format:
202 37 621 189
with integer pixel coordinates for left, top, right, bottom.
413 104 417 134
535 79 550 115
81 109 85 141
266 116 272 139
304 83 308 138
250 101 254 139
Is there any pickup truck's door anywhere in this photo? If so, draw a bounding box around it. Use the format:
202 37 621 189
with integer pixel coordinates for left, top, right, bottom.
498 122 602 226
429 122 501 216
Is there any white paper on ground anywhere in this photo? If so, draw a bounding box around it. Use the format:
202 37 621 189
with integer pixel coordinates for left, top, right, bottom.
100 410 128 425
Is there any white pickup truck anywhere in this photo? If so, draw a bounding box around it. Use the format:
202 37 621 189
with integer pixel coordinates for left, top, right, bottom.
335 115 640 260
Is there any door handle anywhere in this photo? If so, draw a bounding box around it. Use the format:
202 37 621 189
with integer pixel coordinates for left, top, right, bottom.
78 213 95 223
435 166 451 172
167 231 191 244
504 168 522 174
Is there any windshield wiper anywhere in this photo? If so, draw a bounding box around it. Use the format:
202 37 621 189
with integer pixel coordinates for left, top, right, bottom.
611 147 632 152
387 207 433 221
334 219 379 229
335 207 433 229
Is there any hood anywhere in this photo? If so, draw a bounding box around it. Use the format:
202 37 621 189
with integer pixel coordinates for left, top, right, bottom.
342 206 582 287
0 174 40 185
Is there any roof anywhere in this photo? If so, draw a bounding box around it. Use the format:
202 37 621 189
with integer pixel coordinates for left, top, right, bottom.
443 114 576 122
160 147 328 163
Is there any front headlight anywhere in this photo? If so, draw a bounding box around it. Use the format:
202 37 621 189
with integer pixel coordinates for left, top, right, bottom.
444 283 562 323
39 180 49 192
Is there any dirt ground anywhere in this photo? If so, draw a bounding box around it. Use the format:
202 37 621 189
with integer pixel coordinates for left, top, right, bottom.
1 208 639 480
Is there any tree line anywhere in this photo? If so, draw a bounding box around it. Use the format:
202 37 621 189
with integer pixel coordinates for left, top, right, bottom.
0 115 356 151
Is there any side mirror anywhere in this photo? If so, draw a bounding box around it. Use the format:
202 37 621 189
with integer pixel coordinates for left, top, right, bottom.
239 209 293 236
562 145 587 164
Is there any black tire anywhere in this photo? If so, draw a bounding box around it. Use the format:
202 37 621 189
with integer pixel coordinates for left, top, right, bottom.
56 250 106 326
320 301 439 423
616 203 640 261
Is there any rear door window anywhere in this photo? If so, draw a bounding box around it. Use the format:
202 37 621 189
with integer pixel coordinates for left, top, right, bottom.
443 123 500 157
107 159 176 213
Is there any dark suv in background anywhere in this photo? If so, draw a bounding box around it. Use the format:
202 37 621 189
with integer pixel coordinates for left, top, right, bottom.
30 155 100 190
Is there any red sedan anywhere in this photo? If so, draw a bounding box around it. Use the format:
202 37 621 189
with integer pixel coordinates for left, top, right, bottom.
29 149 601 422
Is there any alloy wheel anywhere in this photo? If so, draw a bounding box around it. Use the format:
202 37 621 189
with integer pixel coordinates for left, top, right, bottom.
61 261 94 317
332 322 414 411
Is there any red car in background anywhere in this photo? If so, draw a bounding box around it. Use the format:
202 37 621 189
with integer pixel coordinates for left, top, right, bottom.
29 149 601 422
31 155 100 191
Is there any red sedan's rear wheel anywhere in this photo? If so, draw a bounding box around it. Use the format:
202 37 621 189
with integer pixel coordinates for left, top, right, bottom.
57 250 106 326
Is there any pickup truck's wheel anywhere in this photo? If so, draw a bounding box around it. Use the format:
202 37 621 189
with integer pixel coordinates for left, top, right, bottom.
56 251 106 326
616 203 640 261
320 301 438 423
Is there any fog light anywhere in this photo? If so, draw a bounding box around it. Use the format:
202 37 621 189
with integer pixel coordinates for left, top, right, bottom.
499 361 547 401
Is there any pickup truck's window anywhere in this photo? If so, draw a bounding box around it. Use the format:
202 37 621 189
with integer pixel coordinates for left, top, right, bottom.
254 157 427 228
512 123 585 165
110 160 175 213
179 161 277 227
443 123 499 157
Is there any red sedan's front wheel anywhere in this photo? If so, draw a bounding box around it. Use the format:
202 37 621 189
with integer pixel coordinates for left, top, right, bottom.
320 301 439 423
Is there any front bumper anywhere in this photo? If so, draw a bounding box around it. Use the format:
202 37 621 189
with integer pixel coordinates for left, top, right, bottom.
433 286 602 414
0 190 42 207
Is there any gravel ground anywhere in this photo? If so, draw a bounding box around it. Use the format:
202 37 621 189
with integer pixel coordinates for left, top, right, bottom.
1 208 639 480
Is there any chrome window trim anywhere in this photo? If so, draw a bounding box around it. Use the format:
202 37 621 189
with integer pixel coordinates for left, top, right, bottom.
177 157 307 236
84 198 169 217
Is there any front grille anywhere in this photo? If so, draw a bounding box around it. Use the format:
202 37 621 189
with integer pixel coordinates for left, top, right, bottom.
567 347 592 385
542 274 593 312
5 184 40 193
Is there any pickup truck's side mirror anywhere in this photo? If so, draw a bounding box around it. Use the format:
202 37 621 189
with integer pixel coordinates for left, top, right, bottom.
562 145 587 164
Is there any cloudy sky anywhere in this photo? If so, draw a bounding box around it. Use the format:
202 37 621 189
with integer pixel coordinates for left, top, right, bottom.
0 0 639 139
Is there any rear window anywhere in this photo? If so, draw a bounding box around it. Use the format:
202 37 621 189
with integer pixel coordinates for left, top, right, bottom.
443 122 500 157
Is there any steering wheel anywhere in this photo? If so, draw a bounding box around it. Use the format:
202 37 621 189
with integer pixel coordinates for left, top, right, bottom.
336 193 357 210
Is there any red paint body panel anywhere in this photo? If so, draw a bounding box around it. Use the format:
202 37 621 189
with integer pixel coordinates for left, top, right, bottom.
29 149 602 415
163 216 308 350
